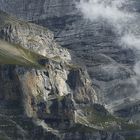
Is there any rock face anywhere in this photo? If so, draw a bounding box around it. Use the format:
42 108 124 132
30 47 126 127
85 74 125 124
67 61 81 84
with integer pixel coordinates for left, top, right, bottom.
0 0 137 107
0 11 109 140
0 1 140 140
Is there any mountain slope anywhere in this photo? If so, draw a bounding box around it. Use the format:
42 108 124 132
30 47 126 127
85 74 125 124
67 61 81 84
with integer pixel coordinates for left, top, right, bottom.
0 0 137 112
0 40 45 67
0 4 140 140
0 11 110 140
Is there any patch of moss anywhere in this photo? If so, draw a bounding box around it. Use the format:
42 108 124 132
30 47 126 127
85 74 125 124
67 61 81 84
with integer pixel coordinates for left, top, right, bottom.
0 40 47 68
80 105 140 131
63 124 96 133
121 123 140 131
65 62 80 70
81 105 116 127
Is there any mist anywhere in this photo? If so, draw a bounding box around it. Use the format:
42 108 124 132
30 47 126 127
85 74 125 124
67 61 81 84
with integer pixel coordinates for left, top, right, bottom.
76 0 140 100
76 0 140 49
76 0 132 23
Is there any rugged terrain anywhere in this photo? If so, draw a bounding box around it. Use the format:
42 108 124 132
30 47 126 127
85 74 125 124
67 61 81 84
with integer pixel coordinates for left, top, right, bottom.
0 0 139 112
0 0 140 140
0 11 124 140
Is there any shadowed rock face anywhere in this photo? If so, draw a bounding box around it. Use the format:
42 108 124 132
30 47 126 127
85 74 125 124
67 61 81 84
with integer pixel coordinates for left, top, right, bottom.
0 0 137 106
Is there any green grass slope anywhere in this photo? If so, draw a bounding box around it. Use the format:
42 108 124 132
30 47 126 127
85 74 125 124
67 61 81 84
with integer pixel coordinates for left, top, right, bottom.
0 40 47 67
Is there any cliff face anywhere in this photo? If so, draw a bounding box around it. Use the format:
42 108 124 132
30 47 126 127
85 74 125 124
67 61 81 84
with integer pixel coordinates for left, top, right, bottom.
0 0 137 109
0 10 136 140
0 1 140 140
0 11 109 140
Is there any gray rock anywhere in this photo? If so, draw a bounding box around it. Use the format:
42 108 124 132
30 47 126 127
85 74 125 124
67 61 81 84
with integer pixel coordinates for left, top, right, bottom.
0 0 136 107
0 1 140 139
0 11 105 140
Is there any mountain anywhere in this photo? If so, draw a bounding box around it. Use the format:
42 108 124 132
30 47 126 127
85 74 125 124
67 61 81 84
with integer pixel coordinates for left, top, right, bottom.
0 0 140 122
0 10 122 140
0 0 140 139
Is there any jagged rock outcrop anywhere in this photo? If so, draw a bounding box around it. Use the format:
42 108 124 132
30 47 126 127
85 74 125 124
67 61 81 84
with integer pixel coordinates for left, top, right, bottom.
0 11 113 140
0 0 137 110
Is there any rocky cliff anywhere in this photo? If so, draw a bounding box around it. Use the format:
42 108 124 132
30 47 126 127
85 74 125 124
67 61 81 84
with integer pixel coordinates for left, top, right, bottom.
0 10 119 140
0 1 140 140
0 0 137 110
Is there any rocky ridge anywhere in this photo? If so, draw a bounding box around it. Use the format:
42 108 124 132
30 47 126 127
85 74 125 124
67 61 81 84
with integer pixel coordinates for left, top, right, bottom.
0 1 140 139
0 11 110 140
0 0 137 108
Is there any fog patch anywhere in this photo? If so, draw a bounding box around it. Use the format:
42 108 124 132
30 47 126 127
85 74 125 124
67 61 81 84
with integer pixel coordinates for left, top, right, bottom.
76 0 139 49
76 0 140 102
121 34 140 50
76 0 132 24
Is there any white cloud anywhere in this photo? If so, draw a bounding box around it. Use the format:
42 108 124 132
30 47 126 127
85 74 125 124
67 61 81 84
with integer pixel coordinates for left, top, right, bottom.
121 34 140 50
76 0 139 49
77 0 132 24
76 0 140 102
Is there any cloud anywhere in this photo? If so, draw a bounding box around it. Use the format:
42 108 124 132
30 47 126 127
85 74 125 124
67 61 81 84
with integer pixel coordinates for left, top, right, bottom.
76 0 139 49
121 34 140 50
76 0 140 102
77 0 132 24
